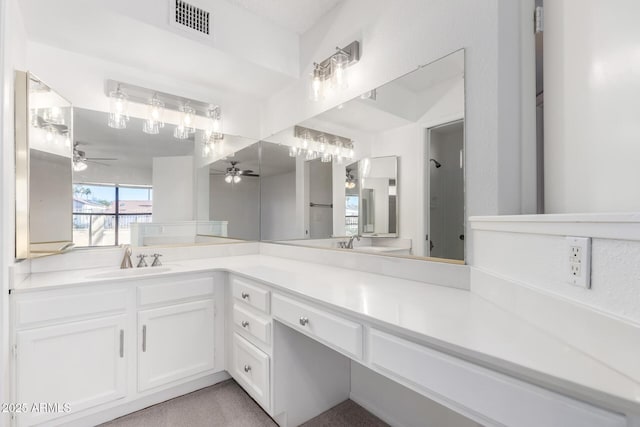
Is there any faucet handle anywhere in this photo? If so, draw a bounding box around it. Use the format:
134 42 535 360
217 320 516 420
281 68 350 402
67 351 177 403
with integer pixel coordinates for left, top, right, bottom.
151 253 163 267
136 254 148 268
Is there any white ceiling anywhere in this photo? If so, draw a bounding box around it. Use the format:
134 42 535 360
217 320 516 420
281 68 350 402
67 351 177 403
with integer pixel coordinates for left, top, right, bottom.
224 0 343 34
18 0 304 100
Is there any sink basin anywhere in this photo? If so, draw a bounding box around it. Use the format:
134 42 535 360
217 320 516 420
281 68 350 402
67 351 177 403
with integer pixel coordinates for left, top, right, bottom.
88 267 172 280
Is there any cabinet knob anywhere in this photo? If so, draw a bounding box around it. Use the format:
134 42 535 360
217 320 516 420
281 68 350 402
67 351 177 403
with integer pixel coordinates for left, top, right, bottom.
241 292 250 300
299 316 309 326
244 364 251 373
241 320 250 328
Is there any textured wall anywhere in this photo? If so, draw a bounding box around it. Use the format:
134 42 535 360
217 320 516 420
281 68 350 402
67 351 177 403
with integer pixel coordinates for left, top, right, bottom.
472 229 640 323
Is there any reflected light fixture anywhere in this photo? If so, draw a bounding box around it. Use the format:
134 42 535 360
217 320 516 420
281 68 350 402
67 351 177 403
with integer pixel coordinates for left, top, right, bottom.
108 84 129 129
345 170 356 189
292 125 354 164
173 103 196 140
72 147 88 172
204 106 223 141
143 95 165 134
310 41 360 101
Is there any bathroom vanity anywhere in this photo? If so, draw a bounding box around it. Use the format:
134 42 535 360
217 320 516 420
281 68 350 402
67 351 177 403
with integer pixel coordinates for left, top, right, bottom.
9 247 637 427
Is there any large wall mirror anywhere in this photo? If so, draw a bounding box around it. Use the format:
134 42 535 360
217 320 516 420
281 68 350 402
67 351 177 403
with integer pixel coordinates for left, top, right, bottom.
261 49 465 262
15 71 74 258
17 49 463 263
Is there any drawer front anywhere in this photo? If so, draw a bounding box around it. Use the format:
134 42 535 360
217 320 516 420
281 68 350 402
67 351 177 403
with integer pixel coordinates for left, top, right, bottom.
138 276 214 306
370 329 626 427
232 333 270 410
231 276 270 314
233 304 271 346
15 289 127 327
272 294 362 359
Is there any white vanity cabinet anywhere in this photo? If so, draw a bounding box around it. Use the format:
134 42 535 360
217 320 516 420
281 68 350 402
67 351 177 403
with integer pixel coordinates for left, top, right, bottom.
11 273 224 426
137 299 215 391
12 288 130 426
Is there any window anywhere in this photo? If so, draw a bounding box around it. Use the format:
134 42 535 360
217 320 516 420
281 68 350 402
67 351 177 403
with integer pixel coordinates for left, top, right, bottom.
345 195 359 236
72 184 152 247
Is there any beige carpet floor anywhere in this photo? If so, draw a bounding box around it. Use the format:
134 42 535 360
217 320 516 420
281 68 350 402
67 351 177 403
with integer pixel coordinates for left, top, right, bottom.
100 379 388 427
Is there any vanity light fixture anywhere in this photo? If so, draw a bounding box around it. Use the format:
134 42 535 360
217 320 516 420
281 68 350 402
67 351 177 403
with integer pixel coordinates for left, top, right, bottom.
293 125 354 164
309 41 360 101
108 84 129 129
142 95 165 135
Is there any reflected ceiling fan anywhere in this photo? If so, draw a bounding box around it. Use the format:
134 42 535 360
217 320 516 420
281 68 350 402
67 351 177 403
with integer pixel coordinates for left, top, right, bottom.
73 141 118 172
210 161 259 184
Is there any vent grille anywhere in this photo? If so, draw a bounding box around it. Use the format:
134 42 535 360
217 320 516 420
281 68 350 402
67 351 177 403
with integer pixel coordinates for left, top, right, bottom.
174 0 210 35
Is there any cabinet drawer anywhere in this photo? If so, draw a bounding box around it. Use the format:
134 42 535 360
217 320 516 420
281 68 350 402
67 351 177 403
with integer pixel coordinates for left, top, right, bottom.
231 276 270 314
370 329 625 427
272 294 362 359
138 276 214 306
232 333 270 410
14 289 127 327
233 303 271 346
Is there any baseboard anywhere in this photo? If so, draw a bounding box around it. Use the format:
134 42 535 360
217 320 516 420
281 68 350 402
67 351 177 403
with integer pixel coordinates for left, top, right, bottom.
49 371 231 427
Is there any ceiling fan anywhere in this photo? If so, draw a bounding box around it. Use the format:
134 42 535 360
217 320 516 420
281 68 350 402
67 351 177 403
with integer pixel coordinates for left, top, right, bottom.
73 141 118 172
210 161 259 184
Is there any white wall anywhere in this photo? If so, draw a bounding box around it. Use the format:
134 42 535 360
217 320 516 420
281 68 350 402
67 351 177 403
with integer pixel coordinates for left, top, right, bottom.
262 0 538 264
260 171 298 240
210 175 260 240
0 0 27 422
152 156 194 222
544 0 640 213
470 216 640 324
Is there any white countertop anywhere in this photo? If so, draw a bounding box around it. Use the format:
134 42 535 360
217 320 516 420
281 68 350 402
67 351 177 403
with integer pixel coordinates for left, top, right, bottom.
14 254 640 413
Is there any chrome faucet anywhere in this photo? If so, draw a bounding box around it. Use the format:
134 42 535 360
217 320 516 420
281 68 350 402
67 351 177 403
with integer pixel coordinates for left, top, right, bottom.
137 254 148 268
346 235 361 249
151 253 163 267
120 246 133 269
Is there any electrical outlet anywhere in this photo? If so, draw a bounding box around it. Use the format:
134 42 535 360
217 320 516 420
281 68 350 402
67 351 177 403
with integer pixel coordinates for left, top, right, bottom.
566 236 591 288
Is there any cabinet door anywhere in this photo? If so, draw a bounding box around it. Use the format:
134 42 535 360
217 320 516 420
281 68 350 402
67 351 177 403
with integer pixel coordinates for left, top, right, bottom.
16 315 127 426
138 299 215 392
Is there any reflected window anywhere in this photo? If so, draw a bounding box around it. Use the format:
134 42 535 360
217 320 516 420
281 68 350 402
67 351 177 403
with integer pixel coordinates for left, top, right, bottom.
72 184 152 246
345 195 359 236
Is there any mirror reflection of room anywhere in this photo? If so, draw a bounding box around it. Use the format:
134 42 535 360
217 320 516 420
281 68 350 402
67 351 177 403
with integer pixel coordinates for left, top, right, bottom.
261 50 464 261
71 106 260 248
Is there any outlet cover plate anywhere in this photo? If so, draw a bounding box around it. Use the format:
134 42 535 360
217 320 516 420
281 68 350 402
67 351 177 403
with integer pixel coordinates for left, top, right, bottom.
567 236 591 289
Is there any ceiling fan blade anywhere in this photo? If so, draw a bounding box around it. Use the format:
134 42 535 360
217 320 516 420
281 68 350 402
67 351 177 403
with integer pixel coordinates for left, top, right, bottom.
86 157 117 161
243 173 260 177
85 160 111 166
240 169 254 175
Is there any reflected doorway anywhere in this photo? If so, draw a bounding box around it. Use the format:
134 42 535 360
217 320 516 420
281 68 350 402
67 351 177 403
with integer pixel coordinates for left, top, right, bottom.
425 120 464 261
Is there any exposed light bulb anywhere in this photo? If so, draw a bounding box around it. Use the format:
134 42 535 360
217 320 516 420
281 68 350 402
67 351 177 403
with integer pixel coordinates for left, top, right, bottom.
310 64 324 101
225 175 233 183
289 146 299 157
45 128 54 142
108 85 129 129
143 95 165 135
331 50 349 90
233 175 241 184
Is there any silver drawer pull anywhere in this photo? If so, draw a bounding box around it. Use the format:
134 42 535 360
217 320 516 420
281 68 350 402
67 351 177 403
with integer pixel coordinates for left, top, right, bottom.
299 316 309 326
241 292 250 300
142 325 147 352
241 320 250 328
244 364 251 373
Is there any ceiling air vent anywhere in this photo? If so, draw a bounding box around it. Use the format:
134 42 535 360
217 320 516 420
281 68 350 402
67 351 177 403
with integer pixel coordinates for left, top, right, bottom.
171 0 210 36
